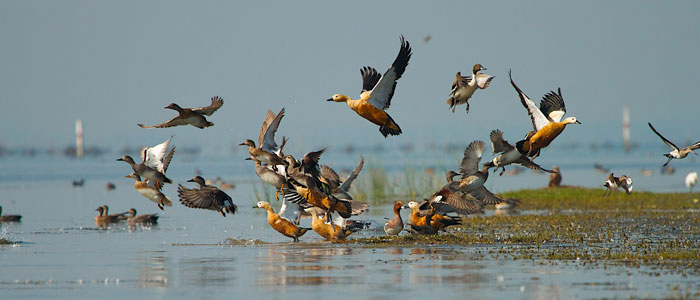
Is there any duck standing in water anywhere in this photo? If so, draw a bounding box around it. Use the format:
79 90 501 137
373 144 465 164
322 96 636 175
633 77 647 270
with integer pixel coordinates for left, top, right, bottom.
0 206 22 222
384 201 404 236
255 201 310 242
406 200 462 232
327 36 412 137
178 176 237 217
126 208 159 226
446 64 494 113
94 206 127 228
138 96 223 129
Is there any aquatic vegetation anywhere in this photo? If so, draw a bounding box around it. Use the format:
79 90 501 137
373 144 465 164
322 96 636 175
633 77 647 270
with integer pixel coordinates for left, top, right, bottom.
0 238 13 245
353 188 700 274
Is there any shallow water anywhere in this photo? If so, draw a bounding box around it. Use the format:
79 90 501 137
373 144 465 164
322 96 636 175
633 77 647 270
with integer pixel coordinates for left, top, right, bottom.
1 149 699 299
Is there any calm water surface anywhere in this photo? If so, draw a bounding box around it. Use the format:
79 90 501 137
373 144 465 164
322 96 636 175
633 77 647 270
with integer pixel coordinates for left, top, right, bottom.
1 148 699 299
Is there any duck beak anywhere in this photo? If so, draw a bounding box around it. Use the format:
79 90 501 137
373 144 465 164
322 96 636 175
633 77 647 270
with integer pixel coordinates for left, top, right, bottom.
576 120 582 124
481 67 487 71
238 143 246 146
326 98 334 102
187 179 195 183
244 157 252 160
116 158 124 161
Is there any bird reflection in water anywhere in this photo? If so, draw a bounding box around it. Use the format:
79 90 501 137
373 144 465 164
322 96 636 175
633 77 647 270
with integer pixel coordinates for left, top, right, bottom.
257 247 363 286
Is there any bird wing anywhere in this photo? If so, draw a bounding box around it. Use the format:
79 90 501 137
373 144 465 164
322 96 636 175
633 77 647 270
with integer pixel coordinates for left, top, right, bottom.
177 185 217 210
320 165 341 190
278 194 304 225
690 141 700 150
648 123 679 151
468 186 503 205
539 88 567 122
365 36 412 111
137 115 190 129
450 73 470 93
509 70 550 131
339 156 364 192
430 192 482 215
514 156 555 173
489 129 513 153
144 136 173 173
161 147 176 173
191 96 224 116
360 66 382 94
475 73 494 89
258 108 285 151
458 140 485 176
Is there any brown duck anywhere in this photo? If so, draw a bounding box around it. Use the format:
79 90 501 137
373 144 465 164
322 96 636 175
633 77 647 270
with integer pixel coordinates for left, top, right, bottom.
138 96 223 129
126 208 159 226
178 176 237 217
0 206 22 222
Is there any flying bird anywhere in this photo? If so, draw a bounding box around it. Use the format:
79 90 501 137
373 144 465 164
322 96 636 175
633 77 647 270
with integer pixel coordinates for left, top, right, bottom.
648 122 700 167
327 36 412 137
138 96 223 129
446 64 494 113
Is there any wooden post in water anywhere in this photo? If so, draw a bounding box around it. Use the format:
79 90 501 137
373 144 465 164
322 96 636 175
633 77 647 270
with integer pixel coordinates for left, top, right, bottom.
622 106 630 153
75 119 83 159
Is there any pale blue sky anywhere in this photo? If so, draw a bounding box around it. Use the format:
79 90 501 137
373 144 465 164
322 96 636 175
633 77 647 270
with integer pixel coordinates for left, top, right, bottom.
1 1 699 152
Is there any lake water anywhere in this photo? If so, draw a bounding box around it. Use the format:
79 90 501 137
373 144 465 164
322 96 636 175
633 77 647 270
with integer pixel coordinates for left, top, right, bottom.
1 145 699 299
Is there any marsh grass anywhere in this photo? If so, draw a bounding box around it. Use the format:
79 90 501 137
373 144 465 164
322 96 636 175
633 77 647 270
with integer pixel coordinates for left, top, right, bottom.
352 163 445 205
353 187 700 273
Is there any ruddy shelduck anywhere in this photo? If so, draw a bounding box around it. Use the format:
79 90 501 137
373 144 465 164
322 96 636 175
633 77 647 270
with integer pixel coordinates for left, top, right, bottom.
509 71 581 158
256 201 310 242
327 36 412 137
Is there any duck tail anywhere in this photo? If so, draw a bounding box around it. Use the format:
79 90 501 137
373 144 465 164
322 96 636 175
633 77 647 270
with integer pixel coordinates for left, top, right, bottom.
379 114 402 137
446 97 456 112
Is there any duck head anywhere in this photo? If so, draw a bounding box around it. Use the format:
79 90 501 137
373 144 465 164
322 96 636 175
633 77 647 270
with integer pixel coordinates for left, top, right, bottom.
393 201 403 213
239 139 256 148
405 201 420 210
472 64 486 74
255 201 270 209
327 94 350 103
564 117 581 125
95 206 104 216
445 170 461 182
116 155 135 164
128 208 137 216
164 103 183 111
187 176 206 186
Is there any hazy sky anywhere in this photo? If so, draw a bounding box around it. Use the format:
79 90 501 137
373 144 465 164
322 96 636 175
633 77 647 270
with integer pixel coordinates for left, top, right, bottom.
1 1 699 152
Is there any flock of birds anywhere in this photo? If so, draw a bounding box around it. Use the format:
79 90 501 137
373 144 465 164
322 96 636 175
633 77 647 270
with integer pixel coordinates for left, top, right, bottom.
2 36 698 242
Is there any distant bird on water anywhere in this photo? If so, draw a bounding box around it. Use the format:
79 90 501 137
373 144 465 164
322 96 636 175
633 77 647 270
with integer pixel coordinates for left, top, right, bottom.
0 206 22 222
686 172 698 193
648 122 700 167
126 208 159 226
72 179 85 187
327 35 412 137
178 176 237 217
446 64 494 113
138 96 223 129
